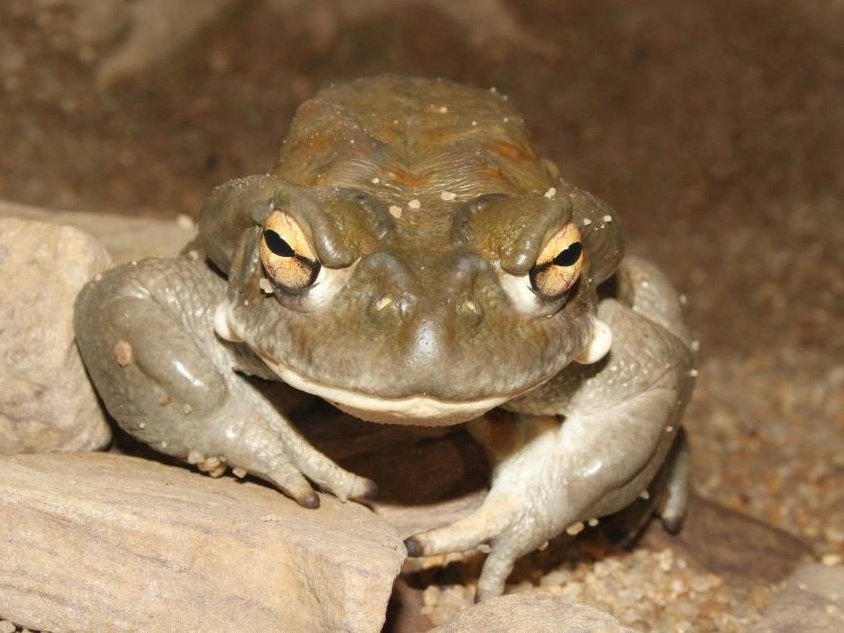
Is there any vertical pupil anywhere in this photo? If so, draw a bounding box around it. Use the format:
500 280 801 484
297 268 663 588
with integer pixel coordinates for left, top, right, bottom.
264 229 294 257
553 241 583 267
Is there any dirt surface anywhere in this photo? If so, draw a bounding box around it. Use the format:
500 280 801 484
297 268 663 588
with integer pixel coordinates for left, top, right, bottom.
2 0 842 631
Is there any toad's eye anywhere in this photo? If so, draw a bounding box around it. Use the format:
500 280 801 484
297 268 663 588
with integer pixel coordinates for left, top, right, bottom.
260 210 320 292
529 223 584 299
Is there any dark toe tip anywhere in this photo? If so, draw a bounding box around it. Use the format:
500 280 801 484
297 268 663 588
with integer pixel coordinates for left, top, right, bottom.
662 515 684 534
404 536 424 557
299 492 321 509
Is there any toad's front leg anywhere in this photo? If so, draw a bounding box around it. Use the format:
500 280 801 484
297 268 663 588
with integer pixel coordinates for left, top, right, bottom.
406 258 696 599
74 257 375 507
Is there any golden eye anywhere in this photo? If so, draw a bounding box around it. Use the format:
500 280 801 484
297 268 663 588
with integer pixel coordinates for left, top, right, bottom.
260 210 320 292
529 223 584 299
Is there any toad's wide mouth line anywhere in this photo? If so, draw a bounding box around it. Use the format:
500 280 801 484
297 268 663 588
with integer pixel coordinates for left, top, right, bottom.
254 350 515 425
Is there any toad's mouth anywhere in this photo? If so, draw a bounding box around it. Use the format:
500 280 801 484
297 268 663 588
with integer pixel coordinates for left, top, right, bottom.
255 351 513 426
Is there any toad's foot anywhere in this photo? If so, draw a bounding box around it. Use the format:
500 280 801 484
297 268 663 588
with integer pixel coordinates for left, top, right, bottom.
205 384 378 508
405 415 563 600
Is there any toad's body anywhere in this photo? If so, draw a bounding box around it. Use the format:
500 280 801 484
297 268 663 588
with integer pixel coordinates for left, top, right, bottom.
75 76 696 598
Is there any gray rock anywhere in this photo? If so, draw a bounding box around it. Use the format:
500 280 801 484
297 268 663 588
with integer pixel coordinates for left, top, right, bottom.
0 200 195 264
752 563 844 633
0 217 112 454
434 593 637 633
0 452 405 632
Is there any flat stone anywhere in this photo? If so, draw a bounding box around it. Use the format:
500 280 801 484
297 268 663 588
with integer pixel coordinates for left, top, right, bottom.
434 593 637 633
0 200 195 264
0 217 112 454
751 563 844 633
640 493 813 585
0 452 405 632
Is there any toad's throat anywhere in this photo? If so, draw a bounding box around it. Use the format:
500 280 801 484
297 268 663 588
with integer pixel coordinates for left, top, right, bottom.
255 351 512 426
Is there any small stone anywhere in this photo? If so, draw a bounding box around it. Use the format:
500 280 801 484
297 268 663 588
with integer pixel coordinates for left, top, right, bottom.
175 214 195 230
0 218 112 455
408 199 421 209
440 191 457 201
752 564 844 632
389 205 402 218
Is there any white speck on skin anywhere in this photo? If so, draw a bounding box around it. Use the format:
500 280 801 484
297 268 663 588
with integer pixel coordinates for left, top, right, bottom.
602 214 613 222
389 205 402 218
408 199 421 209
566 522 585 536
581 218 593 226
259 278 274 294
544 187 557 199
440 191 457 201
374 296 393 311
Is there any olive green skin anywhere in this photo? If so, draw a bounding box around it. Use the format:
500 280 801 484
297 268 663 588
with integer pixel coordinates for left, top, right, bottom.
75 76 696 600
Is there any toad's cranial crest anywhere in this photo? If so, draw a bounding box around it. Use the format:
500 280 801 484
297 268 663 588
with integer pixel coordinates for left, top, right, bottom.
74 75 697 601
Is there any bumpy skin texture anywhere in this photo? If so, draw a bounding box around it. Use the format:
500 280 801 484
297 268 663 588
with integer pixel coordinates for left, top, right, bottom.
74 75 696 599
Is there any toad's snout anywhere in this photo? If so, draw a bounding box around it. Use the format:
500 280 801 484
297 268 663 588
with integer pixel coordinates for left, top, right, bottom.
357 250 490 366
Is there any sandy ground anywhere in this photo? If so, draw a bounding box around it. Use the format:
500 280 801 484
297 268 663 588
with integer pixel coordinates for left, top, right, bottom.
1 0 841 630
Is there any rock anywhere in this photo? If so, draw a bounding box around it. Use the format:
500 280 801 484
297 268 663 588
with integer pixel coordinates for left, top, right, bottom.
639 494 813 586
434 593 637 633
59 0 240 87
751 563 844 633
0 217 112 454
0 200 196 264
0 452 405 632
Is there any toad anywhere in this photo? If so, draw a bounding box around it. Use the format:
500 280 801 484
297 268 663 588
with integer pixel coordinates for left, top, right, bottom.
74 75 696 599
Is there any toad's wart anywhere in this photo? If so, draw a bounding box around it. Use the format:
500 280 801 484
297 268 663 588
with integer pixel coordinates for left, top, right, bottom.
75 75 696 599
